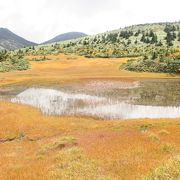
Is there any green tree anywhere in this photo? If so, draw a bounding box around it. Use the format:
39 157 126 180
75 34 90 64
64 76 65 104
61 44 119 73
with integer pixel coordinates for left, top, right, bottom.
151 52 158 59
157 41 163 46
166 32 174 46
178 32 180 41
151 34 158 44
145 37 150 43
141 34 146 42
127 39 131 45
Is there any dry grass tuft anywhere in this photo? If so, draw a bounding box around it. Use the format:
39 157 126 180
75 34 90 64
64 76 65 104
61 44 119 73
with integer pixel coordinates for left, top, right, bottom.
144 155 180 180
148 133 160 142
158 129 170 136
50 147 112 180
38 136 77 155
160 143 176 153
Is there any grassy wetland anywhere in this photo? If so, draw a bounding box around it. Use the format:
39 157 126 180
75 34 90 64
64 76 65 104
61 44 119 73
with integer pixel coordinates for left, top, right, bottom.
0 52 180 179
0 19 180 180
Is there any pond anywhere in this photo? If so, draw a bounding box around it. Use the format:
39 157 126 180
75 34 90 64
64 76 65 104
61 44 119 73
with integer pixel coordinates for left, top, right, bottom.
0 79 180 119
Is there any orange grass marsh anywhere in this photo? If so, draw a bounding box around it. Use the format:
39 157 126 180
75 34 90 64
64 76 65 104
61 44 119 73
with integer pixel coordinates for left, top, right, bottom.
0 54 180 179
0 54 179 86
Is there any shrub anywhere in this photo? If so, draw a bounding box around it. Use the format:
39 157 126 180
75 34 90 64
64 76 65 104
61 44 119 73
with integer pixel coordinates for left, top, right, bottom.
0 50 29 72
31 56 50 61
121 57 180 73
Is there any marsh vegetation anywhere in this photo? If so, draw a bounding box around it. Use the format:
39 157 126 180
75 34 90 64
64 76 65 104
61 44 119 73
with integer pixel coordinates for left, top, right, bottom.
0 22 180 179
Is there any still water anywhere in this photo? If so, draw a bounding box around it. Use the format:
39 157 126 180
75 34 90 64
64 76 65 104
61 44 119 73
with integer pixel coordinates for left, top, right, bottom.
1 79 180 119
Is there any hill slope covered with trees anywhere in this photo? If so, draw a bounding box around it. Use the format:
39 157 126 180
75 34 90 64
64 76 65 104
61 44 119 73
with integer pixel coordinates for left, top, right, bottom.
27 22 180 57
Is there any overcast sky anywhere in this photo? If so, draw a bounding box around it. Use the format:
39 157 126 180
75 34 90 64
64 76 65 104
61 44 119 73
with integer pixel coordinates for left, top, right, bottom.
0 0 179 43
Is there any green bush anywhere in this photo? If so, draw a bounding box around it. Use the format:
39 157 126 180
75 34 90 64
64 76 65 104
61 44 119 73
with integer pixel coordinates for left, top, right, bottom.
0 50 29 72
31 56 50 61
121 57 180 73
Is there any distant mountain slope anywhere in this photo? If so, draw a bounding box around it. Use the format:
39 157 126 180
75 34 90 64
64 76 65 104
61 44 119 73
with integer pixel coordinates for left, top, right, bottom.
0 28 37 50
43 32 87 44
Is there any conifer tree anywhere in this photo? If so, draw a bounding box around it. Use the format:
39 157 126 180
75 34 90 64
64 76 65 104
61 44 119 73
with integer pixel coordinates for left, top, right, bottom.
178 32 180 41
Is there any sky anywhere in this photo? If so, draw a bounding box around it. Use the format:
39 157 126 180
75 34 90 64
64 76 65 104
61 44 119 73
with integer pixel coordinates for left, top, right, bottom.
0 0 179 43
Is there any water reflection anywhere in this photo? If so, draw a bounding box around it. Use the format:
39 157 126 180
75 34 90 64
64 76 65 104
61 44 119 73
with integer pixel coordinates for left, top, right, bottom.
11 88 180 119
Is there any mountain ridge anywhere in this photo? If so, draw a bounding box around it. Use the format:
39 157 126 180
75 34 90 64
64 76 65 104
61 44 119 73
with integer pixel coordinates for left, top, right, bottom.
42 32 87 44
0 28 37 50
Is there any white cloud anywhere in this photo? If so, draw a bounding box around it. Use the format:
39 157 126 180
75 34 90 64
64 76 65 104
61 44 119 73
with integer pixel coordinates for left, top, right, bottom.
0 0 179 43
